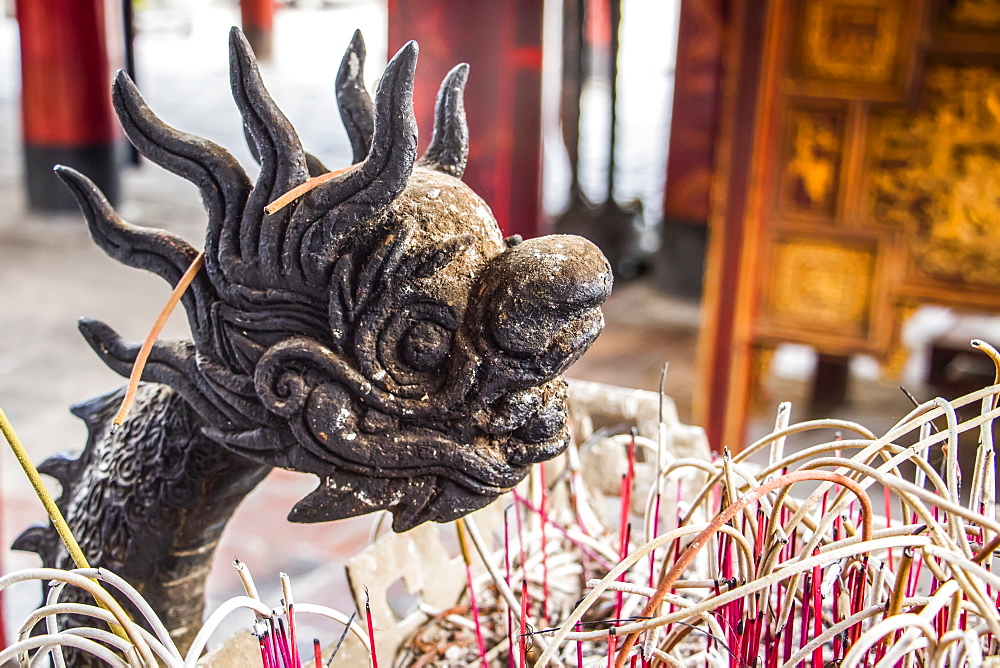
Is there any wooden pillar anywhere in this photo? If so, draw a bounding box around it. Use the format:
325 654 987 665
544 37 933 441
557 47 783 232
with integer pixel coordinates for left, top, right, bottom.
240 0 275 61
17 0 121 211
387 0 545 239
694 0 775 451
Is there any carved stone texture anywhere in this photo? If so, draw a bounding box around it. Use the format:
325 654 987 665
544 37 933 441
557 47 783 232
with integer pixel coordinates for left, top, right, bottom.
14 28 611 654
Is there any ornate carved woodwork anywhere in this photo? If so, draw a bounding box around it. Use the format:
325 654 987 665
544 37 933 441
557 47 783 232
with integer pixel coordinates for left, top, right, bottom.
698 0 1000 449
868 64 1000 287
764 235 878 338
14 28 611 656
778 106 845 217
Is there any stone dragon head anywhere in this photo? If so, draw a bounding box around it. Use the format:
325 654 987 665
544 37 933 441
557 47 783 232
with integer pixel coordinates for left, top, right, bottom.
57 29 611 531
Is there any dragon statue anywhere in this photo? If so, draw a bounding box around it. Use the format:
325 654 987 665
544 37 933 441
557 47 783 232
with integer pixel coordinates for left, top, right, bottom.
14 28 611 654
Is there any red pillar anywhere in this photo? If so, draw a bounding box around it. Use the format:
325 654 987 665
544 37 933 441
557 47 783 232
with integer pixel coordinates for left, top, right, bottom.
662 0 724 225
654 0 725 296
17 0 122 212
241 0 275 61
388 0 545 239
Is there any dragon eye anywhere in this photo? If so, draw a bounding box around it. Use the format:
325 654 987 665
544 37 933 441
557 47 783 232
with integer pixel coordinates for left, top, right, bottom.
400 320 452 371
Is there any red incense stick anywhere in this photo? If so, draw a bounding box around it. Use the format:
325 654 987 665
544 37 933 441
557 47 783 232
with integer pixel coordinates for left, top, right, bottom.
259 629 274 668
513 490 527 575
287 603 299 668
576 623 584 668
649 491 662 592
539 462 551 623
504 507 515 668
456 522 488 666
364 588 379 668
615 522 632 619
811 553 823 668
782 599 794 665
268 619 282 668
465 560 487 666
520 578 529 668
514 494 614 569
275 618 292 668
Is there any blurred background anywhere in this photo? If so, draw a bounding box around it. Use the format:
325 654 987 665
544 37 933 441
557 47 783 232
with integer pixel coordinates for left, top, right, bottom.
3 0 1000 646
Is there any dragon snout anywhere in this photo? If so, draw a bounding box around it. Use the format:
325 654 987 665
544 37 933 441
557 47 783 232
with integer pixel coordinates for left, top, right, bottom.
481 235 612 376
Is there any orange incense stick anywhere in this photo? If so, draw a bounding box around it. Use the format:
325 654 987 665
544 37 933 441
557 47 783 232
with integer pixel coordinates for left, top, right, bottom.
113 251 205 427
264 164 359 215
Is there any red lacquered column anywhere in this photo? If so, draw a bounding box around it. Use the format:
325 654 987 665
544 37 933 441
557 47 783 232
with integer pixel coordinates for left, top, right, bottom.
241 0 275 61
17 0 122 211
388 0 545 239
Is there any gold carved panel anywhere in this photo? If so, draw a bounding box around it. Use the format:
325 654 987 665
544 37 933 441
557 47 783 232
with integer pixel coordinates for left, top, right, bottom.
797 0 905 86
945 0 1000 30
779 107 845 217
868 64 1000 287
766 237 877 337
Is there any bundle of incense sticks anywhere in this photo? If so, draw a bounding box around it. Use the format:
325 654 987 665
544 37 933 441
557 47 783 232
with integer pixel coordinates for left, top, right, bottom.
237 561 367 668
402 348 1000 667
0 563 372 667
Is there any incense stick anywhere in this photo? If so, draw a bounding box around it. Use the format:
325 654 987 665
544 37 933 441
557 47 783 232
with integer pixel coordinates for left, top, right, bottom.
113 251 204 427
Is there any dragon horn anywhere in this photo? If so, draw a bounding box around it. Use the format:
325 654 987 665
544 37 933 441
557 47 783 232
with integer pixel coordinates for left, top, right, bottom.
281 41 418 289
297 41 418 222
336 29 375 165
54 165 216 351
221 27 310 286
111 70 252 293
418 63 470 178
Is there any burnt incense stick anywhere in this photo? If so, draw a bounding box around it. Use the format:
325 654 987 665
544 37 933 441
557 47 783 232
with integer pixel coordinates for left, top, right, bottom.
327 611 355 667
254 621 273 668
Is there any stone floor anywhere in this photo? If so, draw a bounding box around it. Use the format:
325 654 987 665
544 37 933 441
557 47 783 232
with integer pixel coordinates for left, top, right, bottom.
0 0 988 655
